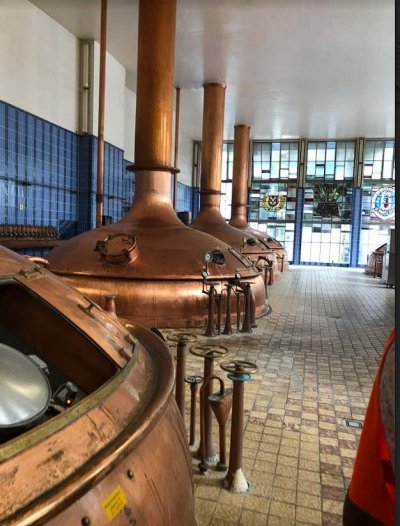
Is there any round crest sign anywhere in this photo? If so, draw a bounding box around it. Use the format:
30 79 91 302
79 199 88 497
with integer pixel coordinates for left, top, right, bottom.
261 194 285 212
372 187 395 221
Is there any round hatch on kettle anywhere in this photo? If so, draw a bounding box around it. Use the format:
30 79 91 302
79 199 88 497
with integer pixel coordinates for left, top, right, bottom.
0 343 51 431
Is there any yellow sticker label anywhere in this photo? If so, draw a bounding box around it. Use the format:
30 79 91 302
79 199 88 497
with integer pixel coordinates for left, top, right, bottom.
102 485 128 521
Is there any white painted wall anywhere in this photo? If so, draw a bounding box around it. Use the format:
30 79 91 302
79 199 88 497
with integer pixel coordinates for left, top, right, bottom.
92 42 127 151
124 87 136 162
177 130 193 187
0 0 79 131
0 0 192 184
176 89 198 187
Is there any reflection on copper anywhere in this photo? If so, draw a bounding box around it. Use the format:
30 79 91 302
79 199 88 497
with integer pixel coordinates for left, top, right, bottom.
190 84 276 290
46 0 266 328
229 124 289 274
173 86 181 210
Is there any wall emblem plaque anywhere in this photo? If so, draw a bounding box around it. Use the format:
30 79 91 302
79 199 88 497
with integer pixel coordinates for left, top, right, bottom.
313 183 347 218
372 187 395 221
261 194 285 212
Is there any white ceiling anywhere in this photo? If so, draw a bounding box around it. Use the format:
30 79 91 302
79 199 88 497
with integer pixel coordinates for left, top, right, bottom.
31 0 394 140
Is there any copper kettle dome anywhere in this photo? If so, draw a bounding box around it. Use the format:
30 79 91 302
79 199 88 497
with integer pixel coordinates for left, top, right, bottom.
46 0 268 328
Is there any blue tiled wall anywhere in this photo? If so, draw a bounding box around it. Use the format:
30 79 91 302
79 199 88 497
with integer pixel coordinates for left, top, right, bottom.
0 100 78 235
0 99 197 241
77 137 134 232
176 181 194 214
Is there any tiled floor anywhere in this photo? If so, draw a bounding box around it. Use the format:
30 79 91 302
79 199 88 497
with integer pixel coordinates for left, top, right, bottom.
165 266 395 526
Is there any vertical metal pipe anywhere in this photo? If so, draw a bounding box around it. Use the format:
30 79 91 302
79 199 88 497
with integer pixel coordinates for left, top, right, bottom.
189 382 198 445
205 285 216 337
224 380 246 490
173 87 181 210
95 0 107 228
134 0 176 167
198 357 216 462
198 83 226 213
230 125 250 229
175 339 187 418
222 284 233 335
241 283 253 333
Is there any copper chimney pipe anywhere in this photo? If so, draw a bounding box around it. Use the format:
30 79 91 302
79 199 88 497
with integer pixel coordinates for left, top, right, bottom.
46 0 268 328
134 0 175 168
230 125 250 229
229 125 289 273
191 85 278 286
197 83 227 224
96 0 107 228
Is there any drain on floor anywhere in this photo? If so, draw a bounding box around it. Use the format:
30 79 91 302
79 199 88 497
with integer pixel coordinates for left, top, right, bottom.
342 418 363 429
330 315 342 319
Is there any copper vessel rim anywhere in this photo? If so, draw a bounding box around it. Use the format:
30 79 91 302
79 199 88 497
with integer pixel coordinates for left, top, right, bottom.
0 333 138 462
126 163 180 174
2 328 176 525
203 81 226 89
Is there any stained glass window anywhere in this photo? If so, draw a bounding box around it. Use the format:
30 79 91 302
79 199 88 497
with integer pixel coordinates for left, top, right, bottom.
249 141 299 262
358 139 395 264
301 141 354 264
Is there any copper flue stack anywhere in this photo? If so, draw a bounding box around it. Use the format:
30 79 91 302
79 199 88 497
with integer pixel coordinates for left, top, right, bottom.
229 125 289 275
191 84 278 276
46 0 267 328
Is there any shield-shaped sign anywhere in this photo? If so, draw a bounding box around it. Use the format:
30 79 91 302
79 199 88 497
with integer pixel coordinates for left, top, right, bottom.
261 194 285 212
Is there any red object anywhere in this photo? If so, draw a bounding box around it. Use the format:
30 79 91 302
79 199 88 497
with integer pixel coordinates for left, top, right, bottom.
343 329 395 526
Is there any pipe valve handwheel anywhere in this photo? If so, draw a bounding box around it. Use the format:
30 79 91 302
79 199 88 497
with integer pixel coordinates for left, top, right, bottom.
167 333 198 344
220 360 258 378
189 344 229 359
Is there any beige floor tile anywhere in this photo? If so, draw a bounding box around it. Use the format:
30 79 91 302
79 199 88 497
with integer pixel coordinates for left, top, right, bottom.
243 494 271 514
297 479 321 496
196 483 222 501
322 498 345 515
320 454 341 466
321 474 344 488
299 458 320 472
296 491 321 510
277 455 298 469
319 437 339 447
212 503 243 524
279 446 299 458
300 448 320 461
340 448 356 459
271 486 296 504
195 498 216 526
273 475 297 491
274 464 298 478
239 509 268 526
266 515 296 526
269 501 296 519
296 506 322 525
